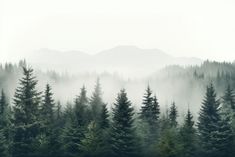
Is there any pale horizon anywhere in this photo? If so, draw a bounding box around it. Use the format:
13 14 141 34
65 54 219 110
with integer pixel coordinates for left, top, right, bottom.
1 0 235 63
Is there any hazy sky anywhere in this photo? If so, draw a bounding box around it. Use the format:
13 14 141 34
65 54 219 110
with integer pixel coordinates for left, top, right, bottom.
1 0 235 62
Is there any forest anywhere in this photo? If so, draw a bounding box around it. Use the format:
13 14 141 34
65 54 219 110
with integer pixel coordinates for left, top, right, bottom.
0 61 235 157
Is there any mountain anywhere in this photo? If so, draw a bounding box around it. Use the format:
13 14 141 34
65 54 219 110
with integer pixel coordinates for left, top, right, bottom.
26 46 203 78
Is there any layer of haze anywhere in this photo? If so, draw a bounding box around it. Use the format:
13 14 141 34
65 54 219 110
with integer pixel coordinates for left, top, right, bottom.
1 0 235 63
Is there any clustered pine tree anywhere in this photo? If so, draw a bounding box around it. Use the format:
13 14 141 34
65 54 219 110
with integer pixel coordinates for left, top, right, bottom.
0 66 235 157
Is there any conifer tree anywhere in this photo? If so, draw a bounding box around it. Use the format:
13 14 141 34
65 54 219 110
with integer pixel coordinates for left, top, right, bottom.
140 85 154 122
12 67 42 157
158 110 181 157
110 89 139 157
179 109 197 157
99 104 109 129
90 79 104 121
223 85 235 110
80 121 107 157
169 102 178 127
75 86 89 126
0 129 9 157
222 85 235 156
140 86 160 147
0 90 10 157
41 84 55 127
38 84 56 156
197 83 222 157
61 104 84 156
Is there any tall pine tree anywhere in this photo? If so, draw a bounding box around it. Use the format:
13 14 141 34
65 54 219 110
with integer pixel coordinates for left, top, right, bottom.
110 89 139 157
197 83 228 157
12 67 42 157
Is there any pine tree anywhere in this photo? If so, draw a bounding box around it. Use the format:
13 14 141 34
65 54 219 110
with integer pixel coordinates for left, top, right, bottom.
12 67 42 157
41 84 55 127
0 89 10 129
217 109 233 157
0 129 9 157
140 85 154 123
75 86 89 127
38 84 55 156
139 86 160 147
158 109 181 157
90 79 104 121
197 83 221 157
99 104 109 129
61 104 84 156
169 102 178 127
179 109 197 157
0 90 11 157
222 84 235 111
80 121 107 157
110 89 139 157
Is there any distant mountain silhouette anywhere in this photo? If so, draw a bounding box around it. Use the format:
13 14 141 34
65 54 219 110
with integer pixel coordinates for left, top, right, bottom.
27 46 202 78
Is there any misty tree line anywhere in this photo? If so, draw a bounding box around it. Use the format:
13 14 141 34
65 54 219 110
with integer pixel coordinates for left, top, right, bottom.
0 66 235 157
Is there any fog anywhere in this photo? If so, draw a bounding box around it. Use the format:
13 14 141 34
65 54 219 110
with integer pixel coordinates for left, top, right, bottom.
2 59 234 122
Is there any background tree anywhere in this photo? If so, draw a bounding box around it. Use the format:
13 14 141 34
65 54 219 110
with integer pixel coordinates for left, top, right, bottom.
75 86 89 127
169 102 178 128
90 79 104 121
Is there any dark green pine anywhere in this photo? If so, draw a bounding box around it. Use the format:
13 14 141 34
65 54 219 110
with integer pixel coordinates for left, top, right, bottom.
12 67 42 157
197 83 221 156
111 89 139 157
180 109 197 157
74 86 89 126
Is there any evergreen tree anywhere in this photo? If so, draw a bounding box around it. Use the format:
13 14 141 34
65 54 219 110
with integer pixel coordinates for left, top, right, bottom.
75 86 89 127
90 79 104 121
222 84 235 111
221 85 235 155
99 104 109 129
61 104 84 157
169 102 178 127
140 86 160 145
41 84 55 127
80 121 107 157
158 110 182 157
197 83 224 157
110 89 139 157
179 109 197 157
37 84 56 156
12 67 42 157
0 90 10 157
140 85 154 123
0 129 9 157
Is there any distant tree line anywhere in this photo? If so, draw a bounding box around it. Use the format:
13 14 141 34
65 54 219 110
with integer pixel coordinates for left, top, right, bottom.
0 66 235 157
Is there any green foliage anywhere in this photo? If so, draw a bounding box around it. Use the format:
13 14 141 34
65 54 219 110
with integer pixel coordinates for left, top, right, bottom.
169 102 178 128
90 79 105 121
110 89 139 157
75 86 89 126
12 67 42 157
80 121 108 157
179 110 197 157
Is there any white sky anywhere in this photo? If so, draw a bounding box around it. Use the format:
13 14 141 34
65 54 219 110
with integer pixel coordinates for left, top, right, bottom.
1 0 235 62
